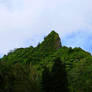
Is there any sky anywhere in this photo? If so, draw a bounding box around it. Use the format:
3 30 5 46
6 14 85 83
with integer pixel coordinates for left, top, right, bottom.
0 0 92 57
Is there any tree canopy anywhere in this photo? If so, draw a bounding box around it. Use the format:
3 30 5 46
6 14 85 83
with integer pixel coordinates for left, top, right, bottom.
0 31 92 92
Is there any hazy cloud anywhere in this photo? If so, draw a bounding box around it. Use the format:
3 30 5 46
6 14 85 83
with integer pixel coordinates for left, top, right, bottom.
0 0 92 55
62 30 92 53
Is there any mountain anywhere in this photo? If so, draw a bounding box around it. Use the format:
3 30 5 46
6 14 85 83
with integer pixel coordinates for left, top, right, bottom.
0 31 61 64
40 31 62 51
0 31 92 92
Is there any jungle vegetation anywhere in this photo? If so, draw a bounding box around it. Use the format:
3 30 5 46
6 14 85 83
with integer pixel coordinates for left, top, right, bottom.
0 31 92 92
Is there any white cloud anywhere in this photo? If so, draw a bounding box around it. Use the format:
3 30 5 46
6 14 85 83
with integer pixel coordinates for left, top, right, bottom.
0 0 92 55
62 30 92 53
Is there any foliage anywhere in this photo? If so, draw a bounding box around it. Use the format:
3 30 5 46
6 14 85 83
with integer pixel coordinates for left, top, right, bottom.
51 58 69 92
0 31 92 92
42 66 51 92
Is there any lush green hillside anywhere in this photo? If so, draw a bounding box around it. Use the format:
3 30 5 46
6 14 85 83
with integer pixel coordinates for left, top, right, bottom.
0 31 92 92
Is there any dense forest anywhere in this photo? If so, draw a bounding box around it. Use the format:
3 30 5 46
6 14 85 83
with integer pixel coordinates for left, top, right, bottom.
0 31 92 92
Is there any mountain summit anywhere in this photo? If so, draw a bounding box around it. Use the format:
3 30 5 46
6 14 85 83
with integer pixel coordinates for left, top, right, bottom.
38 31 62 54
1 31 62 64
44 31 62 49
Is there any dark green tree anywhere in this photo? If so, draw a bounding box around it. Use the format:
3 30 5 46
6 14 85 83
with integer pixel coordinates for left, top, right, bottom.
51 57 69 92
42 66 51 92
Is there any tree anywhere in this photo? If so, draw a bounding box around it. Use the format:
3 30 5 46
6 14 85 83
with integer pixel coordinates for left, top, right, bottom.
51 57 69 92
42 58 69 92
42 66 51 92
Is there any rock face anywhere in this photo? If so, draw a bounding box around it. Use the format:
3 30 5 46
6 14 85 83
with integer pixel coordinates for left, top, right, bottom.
38 31 62 54
48 31 62 50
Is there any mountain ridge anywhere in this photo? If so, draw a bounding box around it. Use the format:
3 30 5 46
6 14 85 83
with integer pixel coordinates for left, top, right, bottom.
0 31 92 92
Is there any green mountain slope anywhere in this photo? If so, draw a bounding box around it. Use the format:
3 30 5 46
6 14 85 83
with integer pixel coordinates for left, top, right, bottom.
1 31 61 65
0 31 92 92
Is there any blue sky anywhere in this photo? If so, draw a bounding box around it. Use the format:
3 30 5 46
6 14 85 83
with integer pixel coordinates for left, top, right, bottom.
0 0 92 56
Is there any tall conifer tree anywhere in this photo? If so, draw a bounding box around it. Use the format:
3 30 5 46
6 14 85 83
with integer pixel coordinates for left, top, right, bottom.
42 66 51 92
51 57 68 92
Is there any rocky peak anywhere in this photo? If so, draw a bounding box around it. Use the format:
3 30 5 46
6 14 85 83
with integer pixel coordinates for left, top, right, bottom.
38 31 62 54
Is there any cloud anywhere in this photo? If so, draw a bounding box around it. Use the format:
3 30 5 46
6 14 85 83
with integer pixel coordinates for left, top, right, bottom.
0 0 92 55
62 30 92 53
